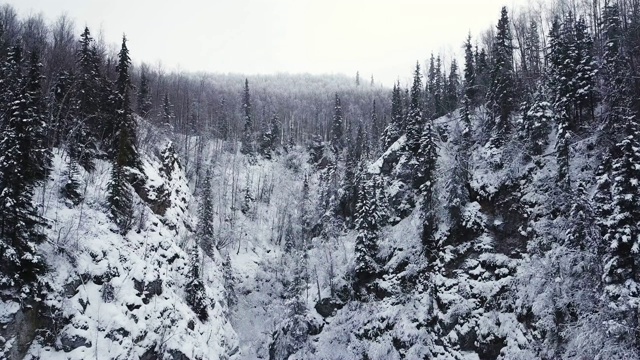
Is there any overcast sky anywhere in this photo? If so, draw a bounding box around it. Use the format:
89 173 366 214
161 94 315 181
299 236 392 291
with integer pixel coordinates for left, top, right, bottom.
8 0 532 86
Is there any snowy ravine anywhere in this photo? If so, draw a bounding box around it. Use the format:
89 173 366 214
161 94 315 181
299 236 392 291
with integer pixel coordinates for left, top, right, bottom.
0 137 238 359
0 106 623 360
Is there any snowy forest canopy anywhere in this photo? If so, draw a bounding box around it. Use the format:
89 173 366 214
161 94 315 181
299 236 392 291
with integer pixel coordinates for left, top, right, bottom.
2 0 640 359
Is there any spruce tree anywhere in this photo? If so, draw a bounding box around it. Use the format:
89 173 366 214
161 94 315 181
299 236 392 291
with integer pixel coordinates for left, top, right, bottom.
23 50 52 182
487 6 515 147
107 137 134 234
381 83 403 148
185 242 209 321
523 19 542 84
463 34 476 105
222 252 237 316
331 93 344 153
446 153 469 238
406 62 424 155
111 35 142 172
445 59 460 113
240 78 253 155
595 3 640 345
555 111 571 191
354 175 383 289
160 92 175 134
417 117 439 244
426 54 437 117
197 170 215 256
137 68 152 117
75 27 105 163
0 45 46 291
522 85 552 156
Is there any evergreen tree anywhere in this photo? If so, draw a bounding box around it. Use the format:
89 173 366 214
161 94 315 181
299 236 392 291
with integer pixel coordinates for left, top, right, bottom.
426 54 437 117
222 252 237 316
475 46 490 102
197 170 215 256
61 156 83 206
0 45 46 291
185 242 209 321
417 117 439 244
487 6 515 147
137 67 152 117
555 111 571 191
406 62 424 155
23 50 51 182
522 85 552 155
445 59 460 113
595 3 640 346
381 83 403 148
107 137 134 234
370 99 381 153
601 4 631 137
111 35 142 172
463 34 477 105
523 19 542 84
160 92 175 133
49 70 76 147
240 78 253 155
75 27 105 163
331 93 344 153
597 117 640 344
573 16 596 123
259 114 280 159
433 56 444 118
354 174 384 289
446 153 469 238
548 14 596 131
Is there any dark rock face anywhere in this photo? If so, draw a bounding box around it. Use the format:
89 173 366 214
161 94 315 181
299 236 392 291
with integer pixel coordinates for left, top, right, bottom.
314 297 345 318
58 331 92 352
0 302 44 360
133 278 163 304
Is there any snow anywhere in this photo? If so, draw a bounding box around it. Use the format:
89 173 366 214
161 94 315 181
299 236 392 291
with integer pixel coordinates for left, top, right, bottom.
16 145 238 360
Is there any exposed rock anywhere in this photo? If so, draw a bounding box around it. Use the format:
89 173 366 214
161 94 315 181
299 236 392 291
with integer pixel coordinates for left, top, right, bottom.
58 331 91 352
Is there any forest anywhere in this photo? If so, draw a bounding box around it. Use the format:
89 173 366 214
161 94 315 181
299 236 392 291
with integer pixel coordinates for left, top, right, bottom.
1 0 640 359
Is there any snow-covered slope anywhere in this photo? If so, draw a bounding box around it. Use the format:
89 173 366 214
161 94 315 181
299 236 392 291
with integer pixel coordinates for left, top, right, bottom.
1 140 238 360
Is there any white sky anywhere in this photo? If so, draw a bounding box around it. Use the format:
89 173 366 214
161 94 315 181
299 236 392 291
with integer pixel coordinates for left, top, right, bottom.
9 0 533 86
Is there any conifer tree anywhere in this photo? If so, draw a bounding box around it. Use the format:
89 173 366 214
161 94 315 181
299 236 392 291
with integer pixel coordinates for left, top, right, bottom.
446 153 469 238
487 6 515 147
426 54 437 117
354 175 383 289
111 35 142 172
370 99 381 153
331 93 344 153
595 3 640 345
222 252 237 316
522 85 552 155
406 62 424 155
417 117 439 244
137 67 152 117
240 78 253 155
475 47 490 102
160 92 175 133
0 45 46 291
523 19 542 84
555 112 571 190
445 59 460 113
107 137 133 234
198 170 215 256
23 50 52 182
75 27 105 163
185 242 209 321
463 34 476 105
381 83 403 148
